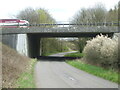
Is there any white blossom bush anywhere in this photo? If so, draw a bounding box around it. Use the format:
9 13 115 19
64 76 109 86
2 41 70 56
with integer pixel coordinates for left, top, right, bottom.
83 34 118 69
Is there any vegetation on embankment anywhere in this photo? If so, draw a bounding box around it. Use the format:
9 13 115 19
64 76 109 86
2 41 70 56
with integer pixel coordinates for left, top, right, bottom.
65 34 119 84
2 43 36 88
44 50 68 56
83 34 119 70
66 60 119 84
64 52 84 58
16 59 37 88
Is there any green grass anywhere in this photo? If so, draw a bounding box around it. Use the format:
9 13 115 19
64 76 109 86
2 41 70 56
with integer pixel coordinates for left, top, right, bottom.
64 52 84 57
44 51 62 56
66 60 120 84
44 50 70 56
16 59 37 88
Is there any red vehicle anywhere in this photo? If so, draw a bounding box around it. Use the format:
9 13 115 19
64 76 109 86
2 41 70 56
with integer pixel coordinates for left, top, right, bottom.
0 19 29 28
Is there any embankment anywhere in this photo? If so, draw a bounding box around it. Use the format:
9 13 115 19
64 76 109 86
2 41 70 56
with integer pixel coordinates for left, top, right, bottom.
1 43 30 88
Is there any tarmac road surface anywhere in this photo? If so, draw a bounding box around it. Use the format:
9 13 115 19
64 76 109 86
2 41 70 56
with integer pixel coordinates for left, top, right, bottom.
35 51 118 88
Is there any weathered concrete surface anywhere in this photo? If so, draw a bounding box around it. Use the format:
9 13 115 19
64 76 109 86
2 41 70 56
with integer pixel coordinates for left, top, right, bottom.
2 34 17 49
1 34 28 56
1 26 118 34
16 34 28 56
1 33 41 57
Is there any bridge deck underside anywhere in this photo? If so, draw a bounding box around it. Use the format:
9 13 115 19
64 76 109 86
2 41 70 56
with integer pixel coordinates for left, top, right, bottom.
27 33 113 37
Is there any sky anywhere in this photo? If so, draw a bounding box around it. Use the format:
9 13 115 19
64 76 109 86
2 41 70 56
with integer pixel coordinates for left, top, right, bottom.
0 0 119 22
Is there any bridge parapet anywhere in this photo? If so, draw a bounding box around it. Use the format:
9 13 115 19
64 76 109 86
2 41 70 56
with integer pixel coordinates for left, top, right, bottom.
0 26 118 35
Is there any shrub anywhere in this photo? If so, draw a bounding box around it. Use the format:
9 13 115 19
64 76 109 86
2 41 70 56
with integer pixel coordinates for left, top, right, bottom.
83 34 118 70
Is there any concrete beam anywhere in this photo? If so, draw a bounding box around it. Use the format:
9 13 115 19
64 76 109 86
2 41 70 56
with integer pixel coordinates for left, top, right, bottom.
1 26 118 35
28 33 114 37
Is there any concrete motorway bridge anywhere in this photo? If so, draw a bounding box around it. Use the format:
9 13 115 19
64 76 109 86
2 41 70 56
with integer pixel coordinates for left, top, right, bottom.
0 24 119 58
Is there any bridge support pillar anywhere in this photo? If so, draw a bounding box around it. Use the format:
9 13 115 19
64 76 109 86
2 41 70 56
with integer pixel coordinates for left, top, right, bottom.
27 34 40 58
39 38 42 56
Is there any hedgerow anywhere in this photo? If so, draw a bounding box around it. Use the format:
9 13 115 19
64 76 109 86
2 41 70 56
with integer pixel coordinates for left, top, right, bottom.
83 34 118 70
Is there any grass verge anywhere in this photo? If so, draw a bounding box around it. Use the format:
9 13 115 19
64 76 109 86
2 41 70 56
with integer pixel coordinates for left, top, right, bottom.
15 59 37 88
64 52 84 57
66 60 120 84
44 51 62 56
44 50 71 56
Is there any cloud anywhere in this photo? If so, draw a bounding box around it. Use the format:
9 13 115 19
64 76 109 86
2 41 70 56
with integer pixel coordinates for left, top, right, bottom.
0 0 119 21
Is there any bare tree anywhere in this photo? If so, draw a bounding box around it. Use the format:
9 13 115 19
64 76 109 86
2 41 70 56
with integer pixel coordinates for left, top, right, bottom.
16 7 40 24
118 1 120 22
36 8 56 24
72 3 107 24
16 7 56 24
106 5 118 22
16 7 61 56
71 3 107 53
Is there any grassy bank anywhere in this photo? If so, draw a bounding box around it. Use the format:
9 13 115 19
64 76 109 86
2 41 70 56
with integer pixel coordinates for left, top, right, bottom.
66 60 119 84
2 43 32 88
44 51 63 56
44 50 71 56
16 59 37 88
64 52 84 57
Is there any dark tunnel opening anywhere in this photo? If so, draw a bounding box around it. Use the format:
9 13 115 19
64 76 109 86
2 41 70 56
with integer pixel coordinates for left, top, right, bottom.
27 34 40 58
26 33 114 58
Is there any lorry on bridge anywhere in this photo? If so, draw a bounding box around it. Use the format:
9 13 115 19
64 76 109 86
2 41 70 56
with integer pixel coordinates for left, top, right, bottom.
0 19 29 28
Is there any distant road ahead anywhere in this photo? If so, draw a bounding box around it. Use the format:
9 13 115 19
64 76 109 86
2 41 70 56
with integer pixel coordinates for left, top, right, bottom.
35 52 118 88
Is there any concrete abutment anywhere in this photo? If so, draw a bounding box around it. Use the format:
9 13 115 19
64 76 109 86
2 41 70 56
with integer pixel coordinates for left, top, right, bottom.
1 34 42 58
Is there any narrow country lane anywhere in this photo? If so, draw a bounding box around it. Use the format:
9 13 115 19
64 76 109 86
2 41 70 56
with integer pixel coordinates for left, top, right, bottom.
34 52 118 88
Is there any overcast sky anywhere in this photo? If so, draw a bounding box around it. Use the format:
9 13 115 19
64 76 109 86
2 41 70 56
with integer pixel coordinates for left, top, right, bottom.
0 0 119 22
